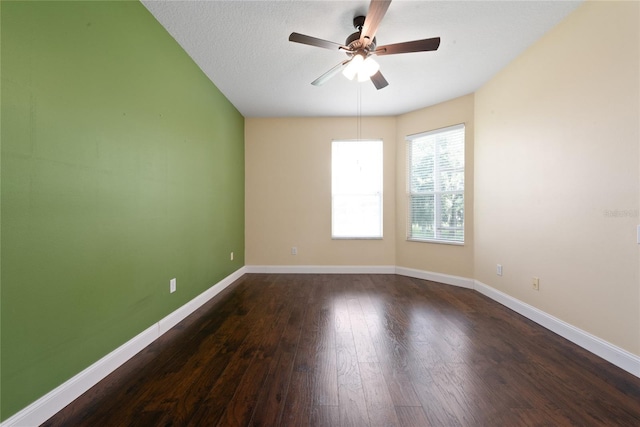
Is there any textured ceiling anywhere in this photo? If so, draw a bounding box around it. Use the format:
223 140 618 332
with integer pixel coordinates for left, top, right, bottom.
142 0 582 117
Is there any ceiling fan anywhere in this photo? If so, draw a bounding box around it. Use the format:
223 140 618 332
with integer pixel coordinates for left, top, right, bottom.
288 0 440 90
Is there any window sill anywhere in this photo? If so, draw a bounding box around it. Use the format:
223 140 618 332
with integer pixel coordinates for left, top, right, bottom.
332 237 384 240
407 238 464 246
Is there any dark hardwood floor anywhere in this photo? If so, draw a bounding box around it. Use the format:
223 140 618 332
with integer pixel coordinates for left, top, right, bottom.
43 274 640 426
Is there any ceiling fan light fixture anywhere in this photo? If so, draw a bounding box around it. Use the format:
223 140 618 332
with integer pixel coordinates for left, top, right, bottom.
356 56 379 82
361 56 380 77
357 71 370 82
342 54 364 80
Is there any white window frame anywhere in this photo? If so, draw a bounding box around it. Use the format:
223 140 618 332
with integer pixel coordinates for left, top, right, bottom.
406 124 465 244
331 139 383 239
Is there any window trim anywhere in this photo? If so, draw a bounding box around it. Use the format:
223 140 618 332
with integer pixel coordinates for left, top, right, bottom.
406 123 465 245
331 139 384 240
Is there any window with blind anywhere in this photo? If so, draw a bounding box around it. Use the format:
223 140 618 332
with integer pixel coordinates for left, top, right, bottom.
332 139 383 239
407 124 465 244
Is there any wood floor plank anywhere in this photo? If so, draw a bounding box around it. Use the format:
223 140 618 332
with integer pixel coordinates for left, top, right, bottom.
42 273 640 427
408 360 462 426
186 278 292 425
296 275 338 407
310 405 340 427
335 286 370 426
280 371 311 427
395 406 432 427
311 347 338 407
216 301 294 426
359 361 400 427
335 328 369 426
347 296 379 364
250 294 306 426
358 276 423 407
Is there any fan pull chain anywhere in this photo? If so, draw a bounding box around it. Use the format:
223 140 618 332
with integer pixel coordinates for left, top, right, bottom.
357 82 362 141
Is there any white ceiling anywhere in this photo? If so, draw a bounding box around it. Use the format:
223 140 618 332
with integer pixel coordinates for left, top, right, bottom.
141 0 582 118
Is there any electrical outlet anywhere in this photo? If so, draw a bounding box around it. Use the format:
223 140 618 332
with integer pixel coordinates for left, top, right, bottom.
532 277 539 291
170 278 176 293
291 247 298 255
230 252 234 261
496 264 503 276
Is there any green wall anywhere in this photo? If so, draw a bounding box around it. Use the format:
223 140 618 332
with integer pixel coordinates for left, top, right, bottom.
1 1 245 420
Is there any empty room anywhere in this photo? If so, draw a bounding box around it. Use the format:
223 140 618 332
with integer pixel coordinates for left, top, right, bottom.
2 0 639 426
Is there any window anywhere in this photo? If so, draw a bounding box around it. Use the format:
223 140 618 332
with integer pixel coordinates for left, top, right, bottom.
407 124 465 244
332 140 383 239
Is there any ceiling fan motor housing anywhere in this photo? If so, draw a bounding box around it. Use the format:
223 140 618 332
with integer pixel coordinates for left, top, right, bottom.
345 16 376 56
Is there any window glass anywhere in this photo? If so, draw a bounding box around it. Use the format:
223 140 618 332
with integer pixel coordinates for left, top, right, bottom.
332 140 383 239
407 124 464 244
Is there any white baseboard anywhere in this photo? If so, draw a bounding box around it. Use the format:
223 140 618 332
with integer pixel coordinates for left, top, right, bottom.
395 266 475 289
5 266 639 426
1 267 246 427
245 265 396 274
474 280 640 378
158 267 246 335
1 324 159 427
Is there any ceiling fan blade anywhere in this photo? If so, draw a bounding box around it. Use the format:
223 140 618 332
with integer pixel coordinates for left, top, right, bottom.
289 32 348 51
311 60 351 86
370 70 389 90
375 37 441 56
359 0 392 47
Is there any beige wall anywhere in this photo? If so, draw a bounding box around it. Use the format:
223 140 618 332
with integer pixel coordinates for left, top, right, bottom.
245 1 639 357
245 117 397 266
474 1 639 354
395 94 475 278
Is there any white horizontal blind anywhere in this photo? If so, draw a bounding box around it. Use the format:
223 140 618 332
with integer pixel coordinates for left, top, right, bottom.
407 124 464 243
332 140 383 239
